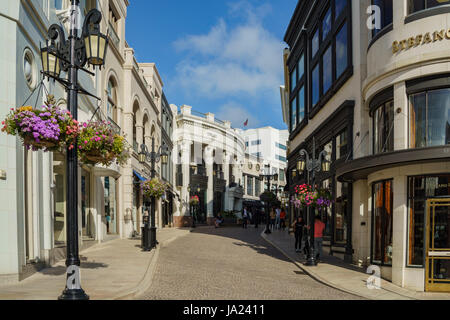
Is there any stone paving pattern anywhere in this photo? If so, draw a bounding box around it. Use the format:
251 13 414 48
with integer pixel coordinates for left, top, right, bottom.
140 226 363 300
0 228 188 300
263 229 450 300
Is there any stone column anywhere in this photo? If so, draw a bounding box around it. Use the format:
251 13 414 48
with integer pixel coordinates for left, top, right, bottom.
223 152 231 211
205 146 215 225
122 112 135 238
174 141 192 227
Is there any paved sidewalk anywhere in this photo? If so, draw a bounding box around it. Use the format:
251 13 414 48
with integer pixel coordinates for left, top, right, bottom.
0 228 190 300
262 230 450 300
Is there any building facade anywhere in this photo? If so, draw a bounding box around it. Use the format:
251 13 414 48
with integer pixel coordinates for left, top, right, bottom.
283 0 450 292
173 105 245 227
0 0 173 284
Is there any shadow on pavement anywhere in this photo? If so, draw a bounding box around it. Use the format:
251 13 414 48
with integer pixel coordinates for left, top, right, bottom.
38 260 109 276
188 225 292 264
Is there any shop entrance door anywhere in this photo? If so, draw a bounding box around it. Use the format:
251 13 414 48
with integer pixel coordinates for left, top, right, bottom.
425 198 450 292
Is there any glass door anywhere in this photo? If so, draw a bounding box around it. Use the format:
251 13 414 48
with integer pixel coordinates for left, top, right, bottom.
426 199 450 292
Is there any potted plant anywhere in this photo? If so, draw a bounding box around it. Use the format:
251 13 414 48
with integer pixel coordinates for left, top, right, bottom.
77 121 130 166
141 178 167 200
1 96 79 152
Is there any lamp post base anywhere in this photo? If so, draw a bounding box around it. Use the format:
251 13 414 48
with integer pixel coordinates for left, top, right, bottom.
150 227 157 249
304 255 317 266
58 288 89 300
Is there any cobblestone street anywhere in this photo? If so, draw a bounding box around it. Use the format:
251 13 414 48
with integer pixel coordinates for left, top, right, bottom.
140 227 363 300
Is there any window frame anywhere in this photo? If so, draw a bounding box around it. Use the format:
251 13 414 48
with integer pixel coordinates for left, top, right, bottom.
289 49 307 133
371 179 394 267
408 87 450 149
372 99 395 155
407 1 450 21
308 0 353 119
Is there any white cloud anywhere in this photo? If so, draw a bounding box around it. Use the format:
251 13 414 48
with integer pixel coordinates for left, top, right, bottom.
172 1 284 98
215 102 260 128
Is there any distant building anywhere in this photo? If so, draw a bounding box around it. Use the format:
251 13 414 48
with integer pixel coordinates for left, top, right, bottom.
241 127 289 193
172 106 245 227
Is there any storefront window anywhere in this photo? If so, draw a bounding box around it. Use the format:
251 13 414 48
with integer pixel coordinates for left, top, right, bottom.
53 152 66 245
247 176 253 196
408 0 450 14
409 88 450 149
299 86 305 124
372 180 393 266
81 170 93 238
408 175 450 266
373 100 394 154
290 66 297 93
321 178 333 238
312 64 320 107
335 181 349 243
323 45 332 94
104 177 117 234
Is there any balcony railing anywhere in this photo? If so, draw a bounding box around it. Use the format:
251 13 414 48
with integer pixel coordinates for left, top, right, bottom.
108 22 120 49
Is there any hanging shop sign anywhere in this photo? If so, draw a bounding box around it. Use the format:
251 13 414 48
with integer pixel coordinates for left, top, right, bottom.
392 29 450 54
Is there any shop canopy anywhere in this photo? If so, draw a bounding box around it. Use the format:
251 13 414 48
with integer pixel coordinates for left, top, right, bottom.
133 170 147 182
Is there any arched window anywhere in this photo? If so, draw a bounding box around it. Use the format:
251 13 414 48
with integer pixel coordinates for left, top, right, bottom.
107 78 118 123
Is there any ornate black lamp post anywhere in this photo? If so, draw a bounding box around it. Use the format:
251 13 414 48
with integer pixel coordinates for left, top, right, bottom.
259 164 279 234
188 184 201 228
294 137 330 266
40 0 108 301
138 138 169 249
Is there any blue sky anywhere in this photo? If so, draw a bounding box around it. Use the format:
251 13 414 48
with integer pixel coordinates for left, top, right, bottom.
126 0 298 130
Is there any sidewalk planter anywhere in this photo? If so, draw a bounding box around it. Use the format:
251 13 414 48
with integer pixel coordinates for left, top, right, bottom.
141 178 167 200
1 97 79 152
78 121 130 166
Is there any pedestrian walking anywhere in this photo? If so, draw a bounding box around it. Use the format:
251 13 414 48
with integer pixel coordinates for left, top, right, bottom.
254 207 259 229
280 208 287 231
275 207 281 230
269 208 276 231
243 207 248 229
292 216 305 253
314 216 326 261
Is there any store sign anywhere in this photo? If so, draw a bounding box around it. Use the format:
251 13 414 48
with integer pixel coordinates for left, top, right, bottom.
392 29 450 54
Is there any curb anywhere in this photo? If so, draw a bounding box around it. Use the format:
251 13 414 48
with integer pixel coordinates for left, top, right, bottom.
260 232 373 300
113 229 190 300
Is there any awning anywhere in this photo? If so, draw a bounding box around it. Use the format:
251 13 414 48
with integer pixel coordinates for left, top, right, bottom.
133 170 147 182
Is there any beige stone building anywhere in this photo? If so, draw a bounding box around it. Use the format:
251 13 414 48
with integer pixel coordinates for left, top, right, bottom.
0 0 173 283
283 0 450 292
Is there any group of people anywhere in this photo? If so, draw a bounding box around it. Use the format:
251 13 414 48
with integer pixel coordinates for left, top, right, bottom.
268 207 287 231
292 215 326 261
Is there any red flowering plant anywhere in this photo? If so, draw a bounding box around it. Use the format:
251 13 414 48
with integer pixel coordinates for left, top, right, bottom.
291 183 333 210
189 195 200 206
77 121 130 166
141 178 167 199
1 95 79 152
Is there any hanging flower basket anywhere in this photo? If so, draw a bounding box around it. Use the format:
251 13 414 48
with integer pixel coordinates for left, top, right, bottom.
189 195 199 206
1 98 79 152
291 184 333 210
141 178 167 200
78 121 130 166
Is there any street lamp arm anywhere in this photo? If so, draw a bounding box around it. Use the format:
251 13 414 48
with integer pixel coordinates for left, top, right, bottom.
82 9 102 38
314 150 328 172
